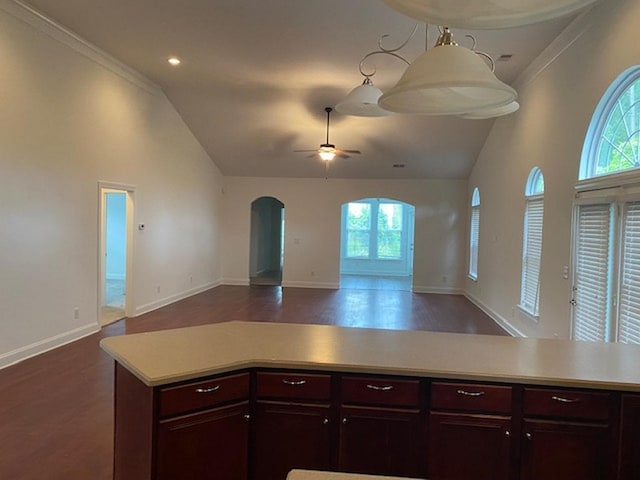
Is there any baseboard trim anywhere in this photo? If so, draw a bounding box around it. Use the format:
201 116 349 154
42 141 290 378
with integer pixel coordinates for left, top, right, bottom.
222 278 251 286
281 281 339 289
0 323 100 370
412 286 463 294
464 292 525 337
135 281 221 317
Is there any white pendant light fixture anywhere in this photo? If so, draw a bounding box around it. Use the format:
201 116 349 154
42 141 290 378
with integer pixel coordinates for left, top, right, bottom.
335 77 393 117
383 0 600 29
459 100 520 120
378 28 517 116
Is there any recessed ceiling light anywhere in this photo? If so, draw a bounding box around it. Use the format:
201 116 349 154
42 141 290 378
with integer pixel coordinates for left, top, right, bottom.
167 57 181 66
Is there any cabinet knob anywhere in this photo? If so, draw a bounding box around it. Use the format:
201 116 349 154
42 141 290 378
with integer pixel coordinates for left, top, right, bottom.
244 414 251 421
342 417 347 425
505 430 511 438
525 432 532 440
323 418 329 425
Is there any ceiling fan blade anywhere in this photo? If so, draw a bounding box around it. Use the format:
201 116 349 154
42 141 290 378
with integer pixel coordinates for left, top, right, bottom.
341 149 361 154
293 149 318 153
337 153 351 159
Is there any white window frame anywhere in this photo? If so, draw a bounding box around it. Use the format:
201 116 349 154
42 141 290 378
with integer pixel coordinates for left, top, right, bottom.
519 168 545 319
572 66 640 344
468 188 480 280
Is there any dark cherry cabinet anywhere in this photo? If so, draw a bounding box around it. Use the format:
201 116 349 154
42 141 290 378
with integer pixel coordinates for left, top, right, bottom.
112 364 627 480
252 402 333 480
428 382 515 480
620 394 640 480
520 419 609 480
337 375 427 477
338 405 426 477
520 387 617 480
157 402 250 480
428 413 512 480
251 371 334 480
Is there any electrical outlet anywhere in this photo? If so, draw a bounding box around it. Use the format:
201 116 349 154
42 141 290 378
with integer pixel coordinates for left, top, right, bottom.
157 286 161 293
74 308 79 319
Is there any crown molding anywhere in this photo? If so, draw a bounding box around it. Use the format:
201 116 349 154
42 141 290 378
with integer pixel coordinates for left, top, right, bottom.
0 0 162 96
513 5 598 90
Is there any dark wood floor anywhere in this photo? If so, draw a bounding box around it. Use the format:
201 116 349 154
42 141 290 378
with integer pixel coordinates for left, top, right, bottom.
0 285 506 479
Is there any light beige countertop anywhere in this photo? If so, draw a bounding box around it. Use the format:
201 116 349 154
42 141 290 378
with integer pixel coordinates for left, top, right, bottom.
99 321 640 391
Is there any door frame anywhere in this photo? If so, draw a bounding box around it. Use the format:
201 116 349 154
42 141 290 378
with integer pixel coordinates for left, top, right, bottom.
98 181 136 326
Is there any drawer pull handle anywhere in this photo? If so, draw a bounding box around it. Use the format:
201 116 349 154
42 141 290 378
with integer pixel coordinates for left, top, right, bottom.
456 389 485 397
366 384 394 392
195 385 220 394
551 395 581 404
282 379 307 386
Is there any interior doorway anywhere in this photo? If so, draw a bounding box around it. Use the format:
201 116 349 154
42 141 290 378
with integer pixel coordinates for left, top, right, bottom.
339 198 415 291
249 196 285 286
99 184 134 326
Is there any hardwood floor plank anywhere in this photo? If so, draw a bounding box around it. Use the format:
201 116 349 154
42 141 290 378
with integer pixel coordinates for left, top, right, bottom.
0 285 505 479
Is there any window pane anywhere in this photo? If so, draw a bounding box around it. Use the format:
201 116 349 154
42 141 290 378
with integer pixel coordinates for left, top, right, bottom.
377 203 402 259
573 204 614 342
594 76 640 176
347 203 371 230
347 231 370 257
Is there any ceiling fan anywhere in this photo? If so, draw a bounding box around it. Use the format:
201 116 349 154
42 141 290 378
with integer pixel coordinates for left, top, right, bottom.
294 107 361 161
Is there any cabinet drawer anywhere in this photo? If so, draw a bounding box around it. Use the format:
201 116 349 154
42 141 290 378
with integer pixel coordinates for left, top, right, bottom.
256 371 331 401
524 388 611 421
431 382 512 414
341 376 421 407
159 372 250 417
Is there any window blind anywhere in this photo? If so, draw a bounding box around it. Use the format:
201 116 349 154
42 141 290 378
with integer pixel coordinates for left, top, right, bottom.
619 201 640 344
469 206 479 278
520 198 544 315
573 204 613 342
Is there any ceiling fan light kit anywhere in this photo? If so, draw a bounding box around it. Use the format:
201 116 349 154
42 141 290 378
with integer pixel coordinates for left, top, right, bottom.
382 0 600 29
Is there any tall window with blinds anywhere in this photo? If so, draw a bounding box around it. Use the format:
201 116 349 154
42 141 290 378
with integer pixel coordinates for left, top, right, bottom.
573 203 614 342
520 168 545 317
469 188 480 280
619 202 640 343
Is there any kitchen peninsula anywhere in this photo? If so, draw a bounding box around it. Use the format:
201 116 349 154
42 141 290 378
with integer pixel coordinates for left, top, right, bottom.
101 321 640 480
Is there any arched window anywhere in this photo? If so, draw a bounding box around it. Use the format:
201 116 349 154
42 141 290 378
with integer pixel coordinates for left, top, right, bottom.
573 67 640 344
580 66 640 180
468 188 480 280
520 168 544 318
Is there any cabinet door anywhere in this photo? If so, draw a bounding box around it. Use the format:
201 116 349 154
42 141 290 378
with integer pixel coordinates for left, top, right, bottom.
157 402 249 480
338 405 426 477
620 395 640 480
428 412 512 480
521 419 610 480
252 401 333 480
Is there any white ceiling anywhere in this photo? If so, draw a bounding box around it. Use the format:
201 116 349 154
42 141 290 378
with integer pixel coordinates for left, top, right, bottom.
23 0 574 179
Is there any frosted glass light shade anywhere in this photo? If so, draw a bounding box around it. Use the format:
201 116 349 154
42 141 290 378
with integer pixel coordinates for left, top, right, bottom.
319 145 336 161
379 45 517 115
383 0 599 29
335 82 393 117
460 100 520 119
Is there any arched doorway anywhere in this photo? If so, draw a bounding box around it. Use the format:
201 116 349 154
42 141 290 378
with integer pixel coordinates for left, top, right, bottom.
249 196 285 286
340 198 415 291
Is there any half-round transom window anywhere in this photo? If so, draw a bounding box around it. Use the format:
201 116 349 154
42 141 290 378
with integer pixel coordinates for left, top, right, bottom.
580 66 640 180
526 167 545 196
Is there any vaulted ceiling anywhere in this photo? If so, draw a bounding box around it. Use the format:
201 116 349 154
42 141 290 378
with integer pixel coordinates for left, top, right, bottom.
24 0 575 179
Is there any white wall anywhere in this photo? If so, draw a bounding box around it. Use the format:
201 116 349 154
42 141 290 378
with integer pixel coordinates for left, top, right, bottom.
465 0 640 338
222 177 467 292
0 3 223 368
